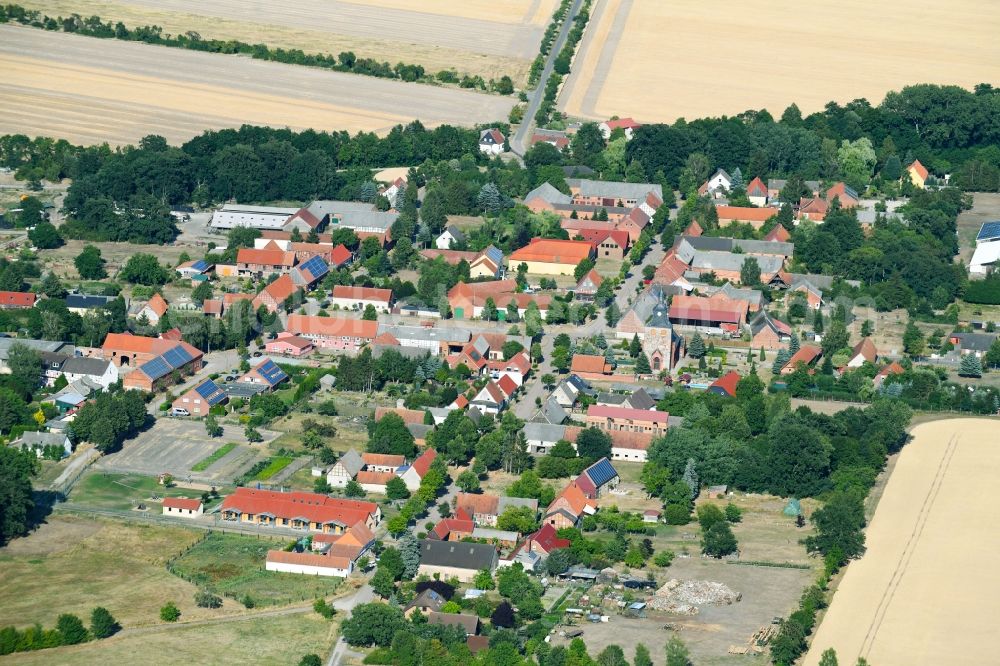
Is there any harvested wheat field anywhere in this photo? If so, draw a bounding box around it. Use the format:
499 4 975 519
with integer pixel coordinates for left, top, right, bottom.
804 418 1000 665
561 0 1000 122
14 0 556 83
0 26 514 146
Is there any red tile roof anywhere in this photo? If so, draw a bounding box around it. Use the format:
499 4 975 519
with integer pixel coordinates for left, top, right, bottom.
332 285 392 303
603 117 641 130
163 497 201 511
203 299 223 315
457 493 500 517
285 314 378 340
746 176 768 197
374 406 425 426
716 206 775 222
409 448 437 478
908 159 929 180
764 225 791 242
356 470 396 485
256 274 296 304
362 452 406 467
509 239 594 265
876 361 905 379
146 293 168 317
527 523 571 553
577 229 629 249
709 370 741 398
236 248 296 267
851 337 878 364
221 488 377 526
669 295 746 325
223 293 254 306
0 291 35 307
330 244 352 267
267 549 351 571
682 220 703 237
571 354 611 374
785 345 822 370
496 374 518 397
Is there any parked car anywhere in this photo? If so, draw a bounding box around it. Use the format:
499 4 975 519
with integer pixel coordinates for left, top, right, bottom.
623 579 657 590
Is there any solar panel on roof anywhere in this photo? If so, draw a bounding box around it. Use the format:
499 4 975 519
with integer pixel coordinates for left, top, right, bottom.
256 359 288 385
484 245 503 264
298 256 329 281
191 260 209 272
977 221 1000 242
162 345 193 369
195 380 221 399
585 458 618 487
140 356 171 380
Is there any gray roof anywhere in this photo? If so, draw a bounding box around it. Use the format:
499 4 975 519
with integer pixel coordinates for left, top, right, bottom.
784 273 861 289
407 423 433 439
714 283 765 307
624 284 668 325
690 251 784 274
523 422 567 444
337 449 364 477
646 302 671 328
498 496 538 512
524 182 571 205
596 392 629 406
768 179 820 193
473 527 520 542
306 200 376 218
377 325 472 345
627 388 656 411
567 179 662 202
444 225 466 243
566 374 594 395
676 236 794 258
405 589 446 613
61 356 113 376
419 540 498 571
0 338 69 361
333 210 398 232
749 310 789 337
14 431 68 447
427 612 480 635
951 331 998 352
65 294 115 309
542 397 568 425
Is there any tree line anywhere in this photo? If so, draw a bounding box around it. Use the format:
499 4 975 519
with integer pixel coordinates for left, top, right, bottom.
0 5 515 95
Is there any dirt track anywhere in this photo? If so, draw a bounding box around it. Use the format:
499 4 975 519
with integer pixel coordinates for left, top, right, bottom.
561 0 1000 122
805 418 1000 665
15 0 555 82
0 25 515 146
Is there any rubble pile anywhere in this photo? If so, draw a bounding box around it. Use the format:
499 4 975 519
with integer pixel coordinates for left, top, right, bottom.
647 579 741 614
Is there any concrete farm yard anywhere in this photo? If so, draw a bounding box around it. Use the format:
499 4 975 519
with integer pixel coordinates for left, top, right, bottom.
560 0 1000 122
0 25 516 146
12 0 555 84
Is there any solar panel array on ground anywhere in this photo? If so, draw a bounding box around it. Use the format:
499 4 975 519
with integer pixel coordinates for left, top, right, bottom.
255 359 288 386
977 221 1000 242
194 379 227 405
584 457 618 487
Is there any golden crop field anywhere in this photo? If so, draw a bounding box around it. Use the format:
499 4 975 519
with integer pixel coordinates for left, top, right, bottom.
805 418 1000 665
0 26 515 146
15 0 556 83
561 0 1000 122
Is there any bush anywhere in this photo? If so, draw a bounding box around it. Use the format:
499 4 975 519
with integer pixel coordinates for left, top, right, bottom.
89 607 120 639
160 602 180 622
241 595 256 609
56 614 88 645
195 590 222 608
663 504 691 525
725 503 743 523
653 550 675 567
313 598 336 619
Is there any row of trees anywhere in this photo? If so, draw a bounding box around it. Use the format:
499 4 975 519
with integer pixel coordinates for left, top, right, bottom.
0 606 119 655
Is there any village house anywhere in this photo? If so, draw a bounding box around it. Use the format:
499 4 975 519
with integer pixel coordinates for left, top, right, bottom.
873 361 906 389
102 333 203 391
970 221 1000 275
567 179 662 211
530 128 570 149
329 244 353 269
404 589 447 618
825 182 860 208
746 177 769 206
570 354 612 377
59 356 118 388
906 159 929 189
470 376 517 414
508 238 595 276
716 206 776 230
356 470 395 494
436 225 466 250
236 248 297 278
542 483 596 530
399 447 438 491
948 331 999 358
698 168 732 198
330 285 393 313
175 260 213 280
0 291 36 309
171 378 227 417
137 294 168 324
380 176 406 208
11 431 72 458
585 404 670 436
518 524 571 558
162 497 203 518
781 345 823 374
252 274 297 313
447 280 549 321
749 310 792 350
573 458 620 499
428 612 482 637
265 332 314 357
708 370 741 398
455 493 538 528
577 229 629 260
846 338 879 368
668 294 748 334
574 269 603 301
595 387 656 411
598 117 641 140
284 314 379 352
239 358 289 392
429 509 475 542
551 374 593 407
418 540 499 582
220 487 381 532
478 128 506 155
327 449 364 488
767 179 820 201
65 293 117 315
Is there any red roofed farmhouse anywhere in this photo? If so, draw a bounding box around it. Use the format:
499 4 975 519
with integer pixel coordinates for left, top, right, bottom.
399 448 438 491
220 487 381 532
330 285 393 313
509 239 594 275
285 314 378 352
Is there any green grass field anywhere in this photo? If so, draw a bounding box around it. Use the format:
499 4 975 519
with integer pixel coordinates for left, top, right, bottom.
1 613 338 666
169 533 342 606
68 472 219 511
254 456 293 481
0 516 208 629
191 443 238 472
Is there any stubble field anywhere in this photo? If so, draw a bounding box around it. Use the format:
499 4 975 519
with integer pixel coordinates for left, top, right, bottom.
13 0 555 83
561 0 1000 122
805 418 1000 665
0 25 515 146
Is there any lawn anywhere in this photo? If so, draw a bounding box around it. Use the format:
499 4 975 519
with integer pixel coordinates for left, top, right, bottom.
67 471 224 511
0 515 224 629
254 456 293 481
191 443 238 472
169 533 343 607
1 612 339 666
